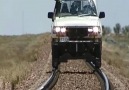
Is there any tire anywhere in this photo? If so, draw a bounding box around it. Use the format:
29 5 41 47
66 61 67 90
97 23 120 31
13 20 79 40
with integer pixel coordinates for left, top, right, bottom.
52 44 59 69
52 59 59 69
95 59 101 68
94 43 102 68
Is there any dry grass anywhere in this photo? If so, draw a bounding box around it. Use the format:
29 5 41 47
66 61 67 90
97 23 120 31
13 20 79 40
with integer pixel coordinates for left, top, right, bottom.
102 35 129 78
0 33 50 87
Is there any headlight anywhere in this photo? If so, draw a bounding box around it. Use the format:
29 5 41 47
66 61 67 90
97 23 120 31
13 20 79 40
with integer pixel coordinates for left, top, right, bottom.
88 27 100 33
93 27 99 33
88 26 101 36
61 27 66 33
53 27 67 37
88 28 93 32
55 27 60 32
54 27 66 33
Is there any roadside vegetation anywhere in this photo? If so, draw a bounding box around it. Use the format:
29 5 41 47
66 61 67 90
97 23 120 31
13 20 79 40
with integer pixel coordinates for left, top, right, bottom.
102 23 129 78
0 33 50 88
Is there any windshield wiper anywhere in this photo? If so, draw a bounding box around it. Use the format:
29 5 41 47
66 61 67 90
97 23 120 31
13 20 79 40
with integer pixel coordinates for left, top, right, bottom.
78 13 96 17
61 14 72 17
59 13 72 17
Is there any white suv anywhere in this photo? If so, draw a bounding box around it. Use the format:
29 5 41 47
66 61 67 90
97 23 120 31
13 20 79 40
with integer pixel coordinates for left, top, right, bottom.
48 0 105 69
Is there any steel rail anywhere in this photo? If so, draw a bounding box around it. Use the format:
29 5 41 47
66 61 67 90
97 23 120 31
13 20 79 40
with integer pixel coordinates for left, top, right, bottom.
38 61 111 90
86 61 111 90
37 68 60 90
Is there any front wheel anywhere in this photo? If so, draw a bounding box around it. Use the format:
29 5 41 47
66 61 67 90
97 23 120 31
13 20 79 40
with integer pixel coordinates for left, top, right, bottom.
93 43 102 68
52 44 60 69
52 58 59 69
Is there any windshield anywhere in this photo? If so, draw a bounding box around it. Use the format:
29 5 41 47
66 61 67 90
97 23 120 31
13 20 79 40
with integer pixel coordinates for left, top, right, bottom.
56 0 97 17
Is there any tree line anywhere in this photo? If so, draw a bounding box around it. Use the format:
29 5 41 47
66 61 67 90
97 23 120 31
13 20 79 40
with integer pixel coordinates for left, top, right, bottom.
102 23 129 36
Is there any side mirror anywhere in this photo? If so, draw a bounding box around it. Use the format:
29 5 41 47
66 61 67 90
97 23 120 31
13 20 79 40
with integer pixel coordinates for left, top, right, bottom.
99 12 105 18
48 12 54 19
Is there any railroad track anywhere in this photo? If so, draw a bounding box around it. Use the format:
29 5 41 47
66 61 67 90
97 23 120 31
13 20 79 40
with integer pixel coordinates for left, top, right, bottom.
87 61 111 90
38 60 112 90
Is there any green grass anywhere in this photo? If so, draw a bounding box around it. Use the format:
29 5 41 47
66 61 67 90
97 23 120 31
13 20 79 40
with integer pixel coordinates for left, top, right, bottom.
0 33 50 87
102 35 129 78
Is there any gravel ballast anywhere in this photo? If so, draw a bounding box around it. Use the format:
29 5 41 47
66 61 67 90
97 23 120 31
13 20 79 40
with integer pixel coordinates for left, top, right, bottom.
15 52 129 90
52 60 101 90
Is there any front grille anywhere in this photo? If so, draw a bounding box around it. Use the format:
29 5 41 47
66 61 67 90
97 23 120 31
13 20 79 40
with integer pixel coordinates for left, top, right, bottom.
66 27 88 40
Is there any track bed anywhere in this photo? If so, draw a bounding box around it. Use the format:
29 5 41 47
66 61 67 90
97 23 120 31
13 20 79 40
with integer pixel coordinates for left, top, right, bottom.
52 60 101 90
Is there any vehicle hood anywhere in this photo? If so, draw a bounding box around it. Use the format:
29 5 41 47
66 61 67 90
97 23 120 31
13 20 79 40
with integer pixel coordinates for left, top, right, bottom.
53 16 101 27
